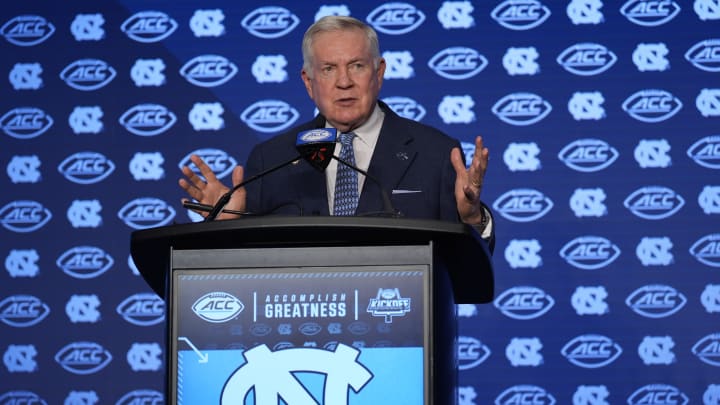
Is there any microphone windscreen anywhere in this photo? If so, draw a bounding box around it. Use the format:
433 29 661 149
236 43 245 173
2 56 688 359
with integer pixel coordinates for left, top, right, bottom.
295 128 338 171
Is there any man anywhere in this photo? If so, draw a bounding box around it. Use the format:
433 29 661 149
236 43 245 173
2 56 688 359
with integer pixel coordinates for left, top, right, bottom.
179 16 494 249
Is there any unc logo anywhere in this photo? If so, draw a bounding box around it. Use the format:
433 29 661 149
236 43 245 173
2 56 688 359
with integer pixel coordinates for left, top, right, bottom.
626 285 686 318
60 59 116 91
7 155 41 183
180 55 238 87
127 343 162 371
621 0 681 26
116 293 164 326
0 200 52 233
190 9 225 37
131 58 166 87
695 0 720 20
121 11 177 43
633 43 670 71
503 47 540 75
189 103 225 131
496 385 556 405
5 249 40 278
568 91 606 120
0 295 50 327
9 63 43 90
494 286 554 320
438 95 476 124
684 39 720 72
66 294 101 323
561 334 622 368
56 246 113 279
252 55 288 83
570 188 607 217
438 1 475 29
636 236 674 266
628 384 689 405
567 0 605 24
687 135 720 169
690 234 720 267
624 186 685 220
58 152 115 185
504 239 542 268
574 385 609 405
67 200 102 228
192 292 244 323
429 47 487 79
3 344 37 372
622 89 682 123
634 139 671 168
560 236 621 270
383 96 426 121
504 142 541 171
492 188 553 222
222 344 372 403
491 0 552 30
506 337 543 366
240 100 299 133
639 336 676 365
71 14 105 41
557 43 617 76
69 106 103 134
697 88 720 117
458 386 478 405
692 333 720 366
129 152 165 181
571 286 609 315
119 103 177 136
315 5 351 21
700 185 720 214
366 3 426 35
702 284 720 313
118 197 176 229
492 92 552 126
179 148 237 180
65 391 98 405
55 342 112 375
241 6 299 39
1 107 53 139
458 336 491 370
383 50 415 79
457 304 478 318
1 15 55 46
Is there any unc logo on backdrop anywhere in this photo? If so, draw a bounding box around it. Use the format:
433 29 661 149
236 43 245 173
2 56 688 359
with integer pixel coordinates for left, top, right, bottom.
628 384 689 405
0 295 50 327
131 58 166 87
60 59 116 91
697 88 720 117
633 43 670 71
438 95 475 124
180 55 238 87
557 43 617 75
457 336 491 370
492 92 552 126
699 186 720 214
189 103 225 131
5 249 40 278
572 286 609 315
119 103 176 136
366 3 425 34
685 39 720 72
695 0 720 19
561 334 622 368
568 92 606 120
560 236 621 270
506 337 543 367
1 15 54 46
575 386 610 405
190 9 225 37
127 343 162 371
121 11 177 42
240 100 299 133
130 152 165 181
638 336 676 365
117 293 164 326
635 139 671 168
71 13 105 41
636 237 674 266
69 106 103 134
702 284 720 313
504 142 541 171
1 107 53 139
567 0 605 24
66 294 101 323
117 389 163 405
687 135 720 169
241 6 299 39
252 55 288 83
624 186 685 219
503 47 540 75
0 392 46 404
496 385 556 405
622 89 682 123
438 1 475 29
383 96 426 121
9 63 43 90
192 292 244 323
179 148 237 180
494 286 554 320
55 342 112 375
492 188 553 222
621 0 681 26
58 152 115 184
491 0 551 30
428 47 487 79
383 50 415 79
118 198 176 229
690 234 720 267
458 386 478 405
692 333 720 366
8 155 41 183
56 246 113 279
570 188 607 217
65 391 98 405
505 239 542 268
626 285 686 318
67 200 102 228
0 200 51 233
315 5 351 20
3 344 37 372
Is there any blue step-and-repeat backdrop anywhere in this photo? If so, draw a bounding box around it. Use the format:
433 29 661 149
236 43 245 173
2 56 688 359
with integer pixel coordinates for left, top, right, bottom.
2 1 719 404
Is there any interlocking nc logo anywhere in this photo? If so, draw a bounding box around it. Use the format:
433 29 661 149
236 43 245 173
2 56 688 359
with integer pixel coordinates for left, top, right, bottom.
9 63 43 90
366 3 426 35
1 107 53 139
505 239 542 268
573 385 609 404
130 152 165 181
491 0 551 30
428 47 487 80
69 106 103 134
687 135 720 169
131 58 166 87
506 337 543 366
241 6 299 39
0 295 50 327
121 11 177 43
626 285 686 318
58 152 115 184
0 391 47 403
67 200 102 228
179 148 237 180
240 100 299 133
558 138 619 172
189 103 225 131
494 286 554 320
127 343 162 371
5 249 40 278
457 336 491 370
180 55 238 87
1 15 55 46
56 246 114 279
492 188 553 222
561 334 622 368
633 43 670 72
0 200 52 233
636 236 674 266
55 342 112 375
192 292 243 323
571 286 609 316
437 1 475 29
560 236 621 270
628 384 689 405
690 234 720 267
252 55 288 83
638 336 676 365
623 186 685 220
383 50 415 79
504 142 541 172
3 344 37 372
567 0 605 24
496 385 556 405
635 139 671 168
116 390 163 405
697 88 720 117
438 95 476 124
315 5 351 20
60 59 116 91
458 386 477 405
492 92 552 126
66 294 101 323
570 188 607 218
65 391 98 405
503 47 540 76
684 39 720 72
557 43 617 76
568 91 606 120
8 155 41 183
222 343 372 403
622 89 683 123
383 96 426 121
190 9 225 37
620 0 681 26
695 0 720 20
116 293 165 326
71 13 105 41
119 104 176 136
701 285 720 313
117 197 176 229
700 185 720 214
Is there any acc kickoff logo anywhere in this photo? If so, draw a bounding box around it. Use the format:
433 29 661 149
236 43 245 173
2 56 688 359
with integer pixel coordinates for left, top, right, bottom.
367 288 411 323
180 55 238 87
121 11 177 43
491 0 551 30
621 0 681 27
558 139 619 172
241 6 299 39
58 152 115 184
560 236 621 270
55 342 112 375
1 107 53 139
1 15 55 46
428 47 487 80
240 100 299 133
56 246 113 279
690 234 720 268
492 188 553 222
685 39 720 72
117 293 165 326
119 104 176 136
622 89 683 123
192 292 244 323
0 200 52 233
623 186 685 220
492 92 552 126
0 295 50 327
60 59 116 91
179 148 237 180
561 334 622 368
557 43 617 76
626 285 687 318
366 3 425 35
118 197 176 229
494 286 554 320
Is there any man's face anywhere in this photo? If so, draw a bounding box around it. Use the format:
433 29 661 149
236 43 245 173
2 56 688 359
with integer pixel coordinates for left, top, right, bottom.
301 28 385 133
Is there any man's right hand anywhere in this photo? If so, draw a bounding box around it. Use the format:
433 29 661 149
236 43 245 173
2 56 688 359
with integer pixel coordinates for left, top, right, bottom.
178 154 246 219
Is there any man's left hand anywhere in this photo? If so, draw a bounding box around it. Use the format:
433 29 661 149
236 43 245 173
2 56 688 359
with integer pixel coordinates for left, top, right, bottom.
451 135 489 225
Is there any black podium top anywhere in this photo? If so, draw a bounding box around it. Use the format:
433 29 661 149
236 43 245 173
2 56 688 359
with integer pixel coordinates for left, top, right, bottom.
130 217 494 303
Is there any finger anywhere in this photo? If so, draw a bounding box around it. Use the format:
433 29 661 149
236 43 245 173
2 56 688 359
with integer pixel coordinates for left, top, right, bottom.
231 165 244 188
181 165 207 190
450 147 468 176
178 178 203 201
190 154 217 183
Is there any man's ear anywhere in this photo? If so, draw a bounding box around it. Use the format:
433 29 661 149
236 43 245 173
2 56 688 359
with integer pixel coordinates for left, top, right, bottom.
301 69 314 100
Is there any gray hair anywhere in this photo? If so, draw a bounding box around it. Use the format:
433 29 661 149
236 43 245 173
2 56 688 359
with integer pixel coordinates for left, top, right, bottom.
301 16 381 76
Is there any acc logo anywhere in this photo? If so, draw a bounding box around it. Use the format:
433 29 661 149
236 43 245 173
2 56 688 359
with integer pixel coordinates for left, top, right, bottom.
561 334 622 368
685 39 720 72
240 100 299 134
192 292 244 323
1 15 55 46
383 96 426 121
180 55 238 87
241 6 299 39
458 336 491 370
60 59 116 91
496 385 556 405
621 0 681 26
56 246 113 279
494 286 554 320
560 236 621 270
690 234 720 267
491 0 551 30
628 384 689 405
492 188 553 222
623 186 684 220
0 200 51 233
251 323 272 337
58 152 115 185
492 92 552 126
121 11 177 43
117 197 176 229
504 142 541 172
366 3 425 35
687 135 720 169
1 107 53 139
55 342 112 375
622 89 683 123
116 293 165 326
692 333 720 366
299 322 322 336
117 389 163 405
626 285 686 318
119 103 176 136
179 148 237 181
0 391 47 404
0 295 50 327
428 47 487 80
558 138 618 172
557 43 617 76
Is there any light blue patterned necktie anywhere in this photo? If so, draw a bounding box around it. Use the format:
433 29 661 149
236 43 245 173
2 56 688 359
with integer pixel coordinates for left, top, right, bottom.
333 132 359 216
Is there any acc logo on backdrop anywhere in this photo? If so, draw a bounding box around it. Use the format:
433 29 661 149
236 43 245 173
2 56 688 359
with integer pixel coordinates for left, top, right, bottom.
557 43 617 76
560 236 621 270
685 39 720 72
457 336 491 370
121 11 177 42
622 89 682 123
687 135 720 169
383 96 426 121
494 286 554 320
1 107 53 139
492 188 553 222
116 293 165 326
492 92 552 126
690 234 720 267
561 334 622 368
623 186 684 219
366 3 425 35
60 59 116 91
626 285 687 318
428 47 487 79
192 292 244 323
0 295 50 327
0 200 51 233
628 384 688 405
620 0 681 26
179 148 237 180
1 15 55 46
558 138 619 172
55 342 112 375
117 390 164 405
119 104 176 136
241 6 299 39
180 55 238 87
58 152 115 184
240 100 299 133
491 0 551 30
692 333 720 366
496 385 556 405
0 392 47 403
118 198 176 229
56 246 113 279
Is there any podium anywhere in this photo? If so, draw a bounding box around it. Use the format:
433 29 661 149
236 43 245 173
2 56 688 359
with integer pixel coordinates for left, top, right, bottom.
130 217 493 405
